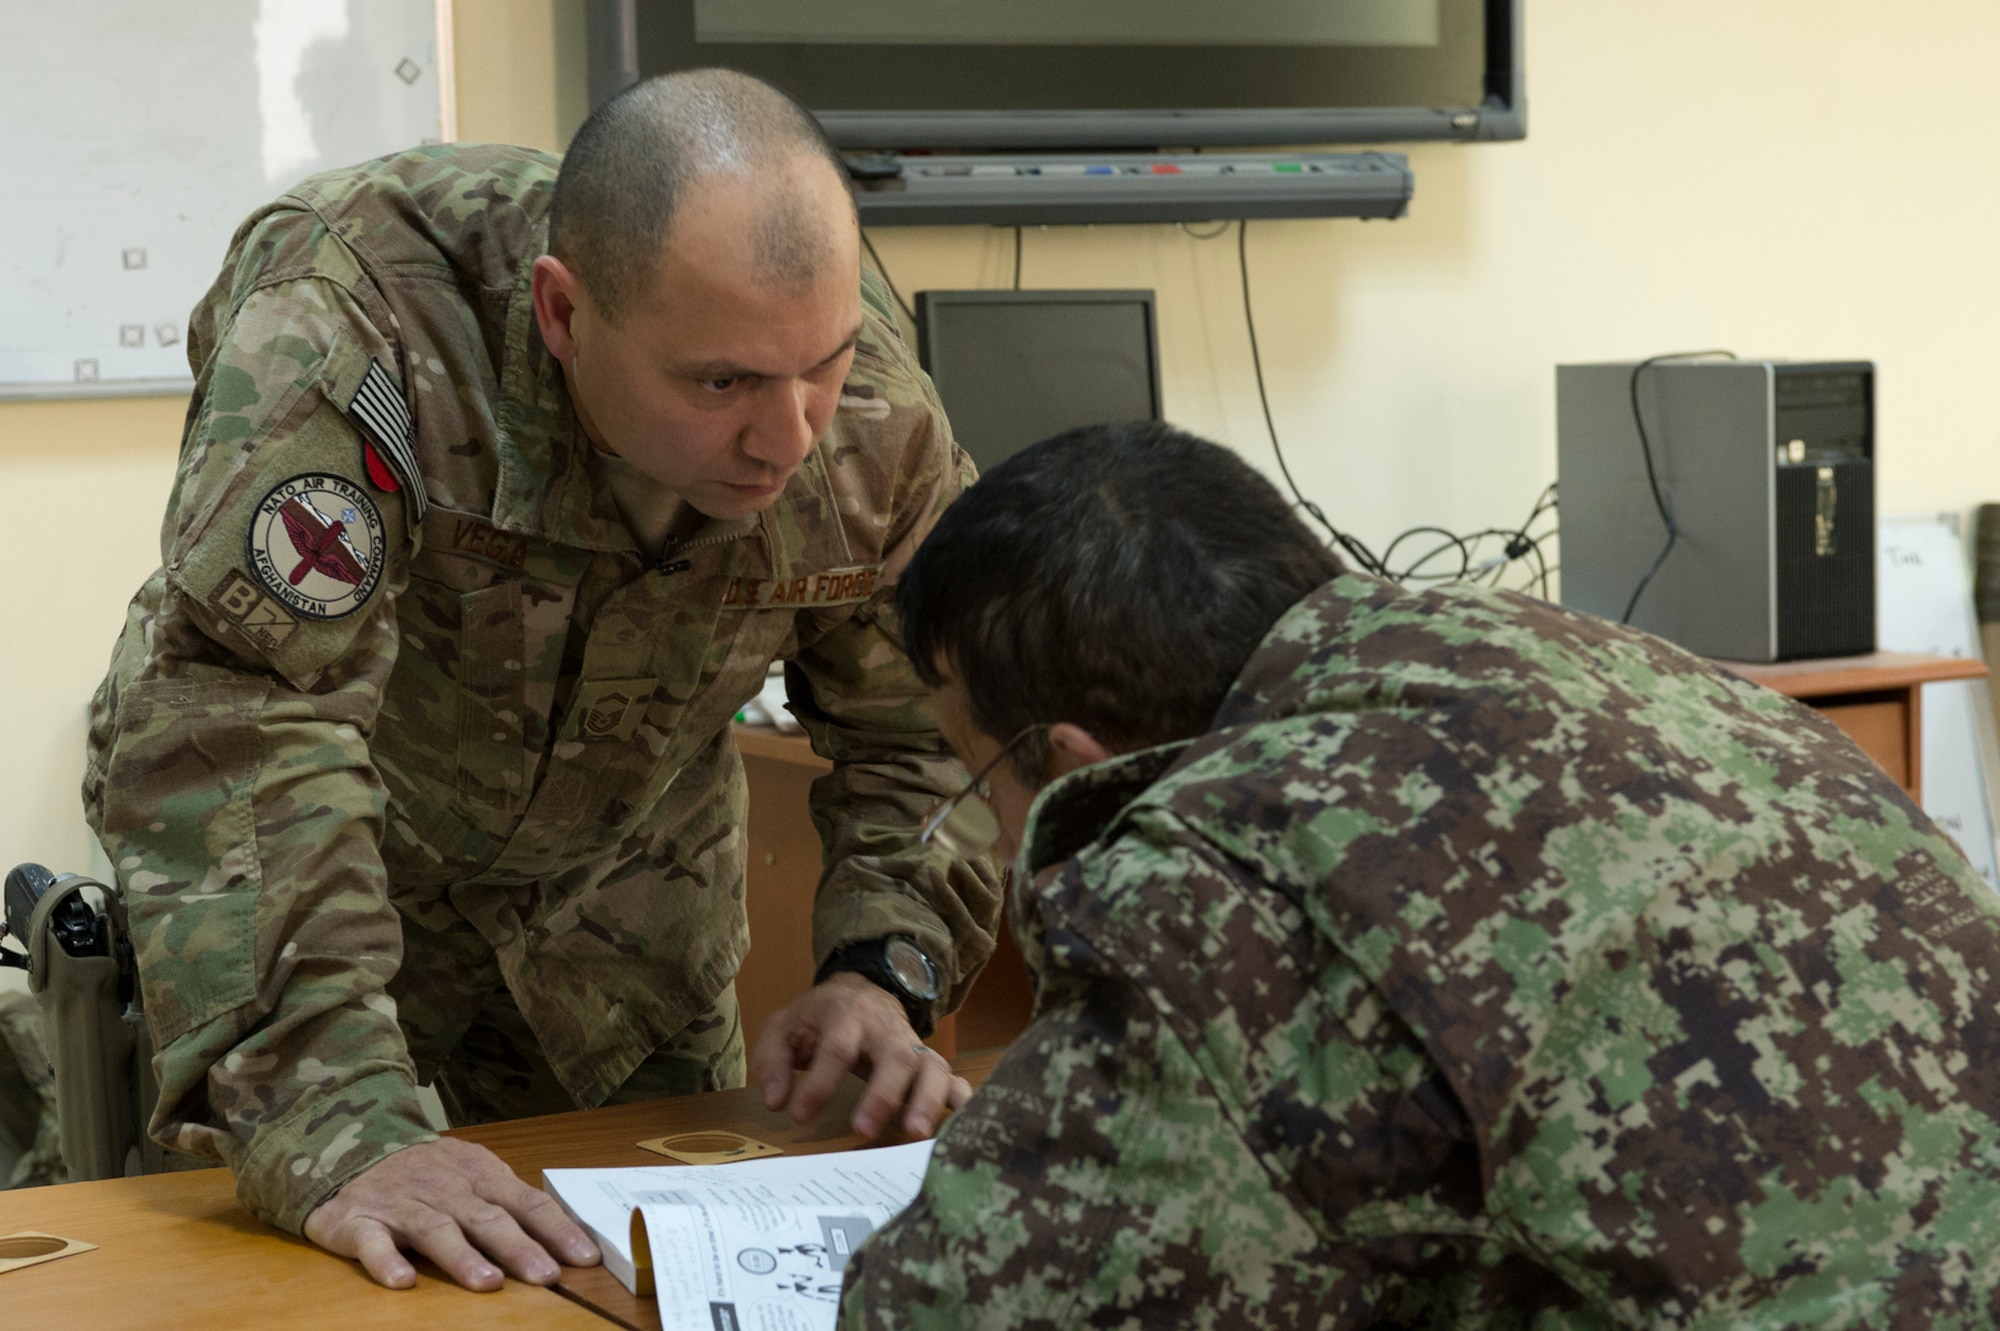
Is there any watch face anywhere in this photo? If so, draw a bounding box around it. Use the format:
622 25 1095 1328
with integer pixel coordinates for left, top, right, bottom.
885 938 940 1002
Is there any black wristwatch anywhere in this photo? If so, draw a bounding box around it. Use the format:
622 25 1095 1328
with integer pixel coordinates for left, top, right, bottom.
816 935 941 1037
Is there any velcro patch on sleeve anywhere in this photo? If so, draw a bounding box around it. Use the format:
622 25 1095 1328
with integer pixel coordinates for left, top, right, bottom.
722 564 883 610
209 569 301 651
346 359 428 523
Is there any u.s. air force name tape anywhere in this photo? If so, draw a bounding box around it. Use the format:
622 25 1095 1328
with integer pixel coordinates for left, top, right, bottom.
246 473 386 620
347 358 428 523
722 564 883 610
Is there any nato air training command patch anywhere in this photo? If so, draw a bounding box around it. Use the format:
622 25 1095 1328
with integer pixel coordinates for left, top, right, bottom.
246 474 385 620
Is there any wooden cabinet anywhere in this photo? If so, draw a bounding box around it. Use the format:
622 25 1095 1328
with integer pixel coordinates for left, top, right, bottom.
734 725 1035 1057
1715 651 1989 802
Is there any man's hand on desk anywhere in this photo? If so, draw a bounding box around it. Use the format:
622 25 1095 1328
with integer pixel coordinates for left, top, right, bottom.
303 1137 600 1292
750 972 973 1139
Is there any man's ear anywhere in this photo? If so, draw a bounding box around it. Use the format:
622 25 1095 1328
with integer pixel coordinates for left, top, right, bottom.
531 254 587 362
1045 722 1115 781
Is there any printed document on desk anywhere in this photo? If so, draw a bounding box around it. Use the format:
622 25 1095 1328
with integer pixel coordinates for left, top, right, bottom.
544 1138 934 1328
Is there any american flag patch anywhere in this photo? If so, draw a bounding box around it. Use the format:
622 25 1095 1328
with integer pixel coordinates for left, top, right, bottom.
346 359 428 523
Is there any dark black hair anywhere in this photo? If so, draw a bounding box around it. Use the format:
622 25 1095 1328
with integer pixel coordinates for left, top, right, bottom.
900 421 1344 762
550 68 852 321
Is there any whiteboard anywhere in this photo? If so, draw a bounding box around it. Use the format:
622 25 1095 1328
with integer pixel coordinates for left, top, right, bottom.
0 0 452 399
1878 514 2000 892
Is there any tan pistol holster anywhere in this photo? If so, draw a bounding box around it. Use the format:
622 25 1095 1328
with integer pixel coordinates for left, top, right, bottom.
6 864 170 1180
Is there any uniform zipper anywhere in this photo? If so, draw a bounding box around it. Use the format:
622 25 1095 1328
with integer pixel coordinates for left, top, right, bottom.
657 530 745 575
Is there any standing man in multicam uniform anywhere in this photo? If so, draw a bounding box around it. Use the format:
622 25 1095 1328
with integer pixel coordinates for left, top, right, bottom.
82 70 1000 1292
845 420 2000 1328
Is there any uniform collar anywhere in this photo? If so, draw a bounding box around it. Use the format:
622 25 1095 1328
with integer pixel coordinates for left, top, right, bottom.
1015 573 1382 878
1019 740 1193 878
492 221 631 552
1206 571 1396 730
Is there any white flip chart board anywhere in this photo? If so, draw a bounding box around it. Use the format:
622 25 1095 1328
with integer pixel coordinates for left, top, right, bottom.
0 0 452 399
1878 514 2000 892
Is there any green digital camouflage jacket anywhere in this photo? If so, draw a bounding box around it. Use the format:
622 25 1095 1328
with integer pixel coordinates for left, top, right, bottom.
842 573 2000 1329
82 144 1000 1233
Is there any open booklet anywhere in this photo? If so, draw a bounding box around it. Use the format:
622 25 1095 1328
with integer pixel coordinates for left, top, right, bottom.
543 1138 935 1330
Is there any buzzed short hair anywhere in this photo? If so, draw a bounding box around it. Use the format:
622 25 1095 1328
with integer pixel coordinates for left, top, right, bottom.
550 68 854 322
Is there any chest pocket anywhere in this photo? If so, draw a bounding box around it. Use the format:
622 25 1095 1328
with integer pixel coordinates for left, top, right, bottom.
686 559 888 741
688 603 798 740
385 559 527 820
387 505 586 828
584 574 781 765
455 581 525 809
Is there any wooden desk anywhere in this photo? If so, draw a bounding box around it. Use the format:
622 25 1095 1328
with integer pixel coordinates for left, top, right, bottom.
467 1048 1002 1331
0 1172 599 1327
0 1051 1002 1331
1717 651 1989 802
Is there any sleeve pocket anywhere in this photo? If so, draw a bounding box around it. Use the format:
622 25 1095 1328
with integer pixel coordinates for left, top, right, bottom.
99 677 269 1044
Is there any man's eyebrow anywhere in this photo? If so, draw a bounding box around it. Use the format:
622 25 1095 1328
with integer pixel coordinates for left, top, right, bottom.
817 324 864 367
680 323 862 381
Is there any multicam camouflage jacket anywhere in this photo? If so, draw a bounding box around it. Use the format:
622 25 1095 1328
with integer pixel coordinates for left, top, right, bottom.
81 144 1000 1234
843 573 2000 1329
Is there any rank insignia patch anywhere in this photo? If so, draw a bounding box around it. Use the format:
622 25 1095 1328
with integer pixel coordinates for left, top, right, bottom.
246 473 386 620
572 678 655 743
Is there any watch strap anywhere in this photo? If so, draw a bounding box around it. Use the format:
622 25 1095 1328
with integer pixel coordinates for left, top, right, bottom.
816 936 938 1038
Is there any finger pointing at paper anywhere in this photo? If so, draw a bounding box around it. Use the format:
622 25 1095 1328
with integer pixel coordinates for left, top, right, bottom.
750 973 972 1139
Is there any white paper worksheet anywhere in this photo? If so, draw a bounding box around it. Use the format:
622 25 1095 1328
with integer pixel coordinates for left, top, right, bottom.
544 1138 936 1329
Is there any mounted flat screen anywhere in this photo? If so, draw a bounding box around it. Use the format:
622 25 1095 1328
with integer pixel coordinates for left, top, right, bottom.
603 0 1523 148
914 290 1162 474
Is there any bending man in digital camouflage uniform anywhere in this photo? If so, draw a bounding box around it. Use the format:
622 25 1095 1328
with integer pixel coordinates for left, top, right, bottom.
844 420 2000 1328
83 70 1000 1291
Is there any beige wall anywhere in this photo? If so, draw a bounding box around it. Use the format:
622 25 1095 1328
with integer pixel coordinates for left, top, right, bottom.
452 0 589 154
0 397 183 876
4 0 1999 877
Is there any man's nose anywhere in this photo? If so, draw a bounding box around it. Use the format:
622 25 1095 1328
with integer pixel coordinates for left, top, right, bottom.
743 378 819 472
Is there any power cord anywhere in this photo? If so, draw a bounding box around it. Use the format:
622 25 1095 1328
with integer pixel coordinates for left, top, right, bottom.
875 215 1562 597
1379 483 1557 599
1621 350 1737 622
1233 220 1558 591
1238 220 1389 575
865 227 1023 310
860 229 918 327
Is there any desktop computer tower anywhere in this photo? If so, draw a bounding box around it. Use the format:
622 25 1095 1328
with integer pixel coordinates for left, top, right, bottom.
1556 360 1875 663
